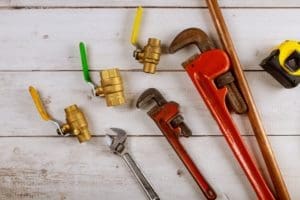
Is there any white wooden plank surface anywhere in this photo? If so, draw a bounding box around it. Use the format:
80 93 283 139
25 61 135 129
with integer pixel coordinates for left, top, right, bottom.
1 2 299 199
1 0 300 8
1 71 299 136
0 136 298 200
0 9 299 70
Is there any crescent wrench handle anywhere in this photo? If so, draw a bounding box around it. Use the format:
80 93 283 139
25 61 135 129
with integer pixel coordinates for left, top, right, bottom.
160 125 217 200
122 152 160 200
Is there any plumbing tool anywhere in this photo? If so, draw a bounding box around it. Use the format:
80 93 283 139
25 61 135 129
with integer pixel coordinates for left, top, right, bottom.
29 86 91 143
106 128 160 200
131 6 161 74
136 88 217 200
79 42 125 106
205 1 290 199
169 27 274 200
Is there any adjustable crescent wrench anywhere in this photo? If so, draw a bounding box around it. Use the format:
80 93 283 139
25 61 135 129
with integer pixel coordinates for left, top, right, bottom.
169 28 275 200
106 128 160 200
136 88 217 200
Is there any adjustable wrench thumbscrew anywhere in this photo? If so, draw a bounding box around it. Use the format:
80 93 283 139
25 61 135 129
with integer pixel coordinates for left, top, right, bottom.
137 88 217 200
106 128 160 200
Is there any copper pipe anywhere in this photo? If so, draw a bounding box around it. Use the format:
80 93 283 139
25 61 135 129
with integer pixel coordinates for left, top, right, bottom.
205 0 290 199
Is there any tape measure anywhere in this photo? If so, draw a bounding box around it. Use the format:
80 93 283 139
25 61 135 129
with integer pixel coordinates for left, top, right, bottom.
260 40 300 88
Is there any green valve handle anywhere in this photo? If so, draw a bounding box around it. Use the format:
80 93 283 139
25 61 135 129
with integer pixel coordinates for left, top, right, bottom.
79 42 92 83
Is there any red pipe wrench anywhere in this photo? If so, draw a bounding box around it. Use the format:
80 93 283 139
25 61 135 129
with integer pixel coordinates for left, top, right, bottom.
169 28 275 200
137 88 217 200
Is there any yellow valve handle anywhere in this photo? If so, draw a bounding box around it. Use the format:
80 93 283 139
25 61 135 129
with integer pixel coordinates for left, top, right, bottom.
131 6 143 46
29 86 52 121
278 40 300 75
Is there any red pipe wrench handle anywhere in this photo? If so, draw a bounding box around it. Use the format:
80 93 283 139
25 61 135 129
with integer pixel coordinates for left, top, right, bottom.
184 49 275 200
148 102 217 200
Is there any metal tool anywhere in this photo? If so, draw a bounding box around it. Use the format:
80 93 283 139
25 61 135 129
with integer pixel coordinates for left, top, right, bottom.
136 88 217 200
169 28 247 114
169 28 275 200
106 128 160 200
205 1 290 199
79 42 125 106
29 86 91 143
131 6 162 74
261 40 300 88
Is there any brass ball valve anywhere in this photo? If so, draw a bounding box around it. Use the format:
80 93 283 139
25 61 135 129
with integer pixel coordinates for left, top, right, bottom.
79 42 126 107
131 6 162 74
133 38 161 74
60 104 91 143
94 68 125 106
29 86 91 143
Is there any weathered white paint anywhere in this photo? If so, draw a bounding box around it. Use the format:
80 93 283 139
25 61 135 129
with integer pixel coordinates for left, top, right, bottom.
0 9 299 70
1 71 299 136
0 2 299 199
0 136 298 200
0 0 299 8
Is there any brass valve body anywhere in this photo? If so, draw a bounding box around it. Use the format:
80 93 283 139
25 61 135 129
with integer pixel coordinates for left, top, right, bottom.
95 68 125 106
134 38 161 74
60 104 91 143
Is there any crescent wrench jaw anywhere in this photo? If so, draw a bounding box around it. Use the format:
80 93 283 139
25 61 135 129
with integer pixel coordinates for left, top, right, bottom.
106 128 127 154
